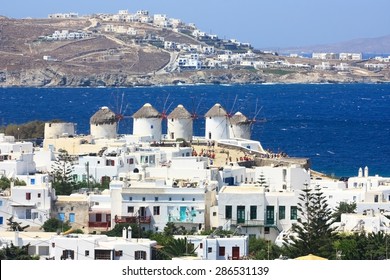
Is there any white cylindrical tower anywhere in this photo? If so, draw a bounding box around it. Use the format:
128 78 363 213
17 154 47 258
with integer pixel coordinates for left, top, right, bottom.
364 166 369 178
167 104 193 141
228 112 252 140
205 103 228 140
90 106 117 139
132 103 162 141
44 122 75 139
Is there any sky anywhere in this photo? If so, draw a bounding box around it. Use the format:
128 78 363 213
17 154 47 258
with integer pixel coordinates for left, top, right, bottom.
1 0 390 50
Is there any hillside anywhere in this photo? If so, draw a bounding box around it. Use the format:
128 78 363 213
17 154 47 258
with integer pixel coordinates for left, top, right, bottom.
0 14 389 87
280 34 390 54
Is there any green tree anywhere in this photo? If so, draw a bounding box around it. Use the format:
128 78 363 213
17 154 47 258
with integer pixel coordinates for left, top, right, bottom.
41 218 71 232
163 222 188 235
332 201 357 222
365 231 389 260
332 234 359 260
0 176 26 190
256 172 269 190
51 149 76 195
6 216 30 231
284 185 335 259
103 223 152 238
0 243 39 260
162 237 196 259
249 237 284 260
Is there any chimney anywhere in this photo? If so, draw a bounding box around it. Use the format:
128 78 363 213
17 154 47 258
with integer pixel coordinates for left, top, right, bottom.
127 226 132 240
122 227 127 239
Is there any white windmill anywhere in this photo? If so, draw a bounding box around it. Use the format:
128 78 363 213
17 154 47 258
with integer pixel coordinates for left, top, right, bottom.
204 103 229 140
90 106 118 139
167 104 193 141
132 103 162 141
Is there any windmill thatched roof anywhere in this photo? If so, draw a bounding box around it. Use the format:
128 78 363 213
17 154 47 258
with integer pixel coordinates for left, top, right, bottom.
229 112 251 125
90 106 117 125
132 103 161 119
204 103 227 118
167 104 192 119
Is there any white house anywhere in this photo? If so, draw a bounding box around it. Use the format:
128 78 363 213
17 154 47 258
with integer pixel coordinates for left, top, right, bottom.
184 234 249 260
0 175 55 231
50 230 158 260
0 133 36 178
110 179 217 233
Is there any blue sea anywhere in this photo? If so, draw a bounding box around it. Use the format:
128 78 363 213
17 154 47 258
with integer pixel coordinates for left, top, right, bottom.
0 83 389 178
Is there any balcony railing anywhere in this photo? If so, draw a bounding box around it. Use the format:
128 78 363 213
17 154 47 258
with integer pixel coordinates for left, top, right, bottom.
230 219 266 226
114 215 151 224
88 221 111 228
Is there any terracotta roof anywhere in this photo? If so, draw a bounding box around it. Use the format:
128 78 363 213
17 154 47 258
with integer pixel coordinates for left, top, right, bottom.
167 104 192 119
132 103 161 118
90 106 117 125
204 103 227 117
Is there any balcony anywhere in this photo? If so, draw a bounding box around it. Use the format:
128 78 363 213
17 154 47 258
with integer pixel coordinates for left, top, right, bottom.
88 221 111 228
114 215 151 224
230 219 265 227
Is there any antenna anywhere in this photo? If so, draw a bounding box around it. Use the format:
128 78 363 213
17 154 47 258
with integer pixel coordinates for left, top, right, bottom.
110 91 132 134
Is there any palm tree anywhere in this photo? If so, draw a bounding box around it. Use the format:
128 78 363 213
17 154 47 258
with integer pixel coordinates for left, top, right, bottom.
162 237 196 259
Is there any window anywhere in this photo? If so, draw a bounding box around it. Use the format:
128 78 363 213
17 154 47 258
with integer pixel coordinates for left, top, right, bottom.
0 200 3 206
225 205 232 219
26 209 31 219
70 206 74 211
169 197 172 201
155 197 158 201
279 206 286 220
192 198 195 201
208 247 212 253
115 250 123 257
219 246 225 256
200 243 203 249
213 212 217 216
85 250 89 256
135 251 147 260
38 246 49 256
58 213 65 221
290 206 298 220
129 197 132 201
96 213 102 222
61 250 75 260
30 178 35 185
374 195 379 203
26 192 31 200
250 206 257 220
95 250 111 260
142 197 145 201
0 217 3 225
153 206 160 215
264 227 270 234
127 206 134 213
182 198 185 201
69 213 75 223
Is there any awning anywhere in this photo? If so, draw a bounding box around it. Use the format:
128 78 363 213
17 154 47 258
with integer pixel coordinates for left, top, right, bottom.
295 254 327 260
10 203 36 207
